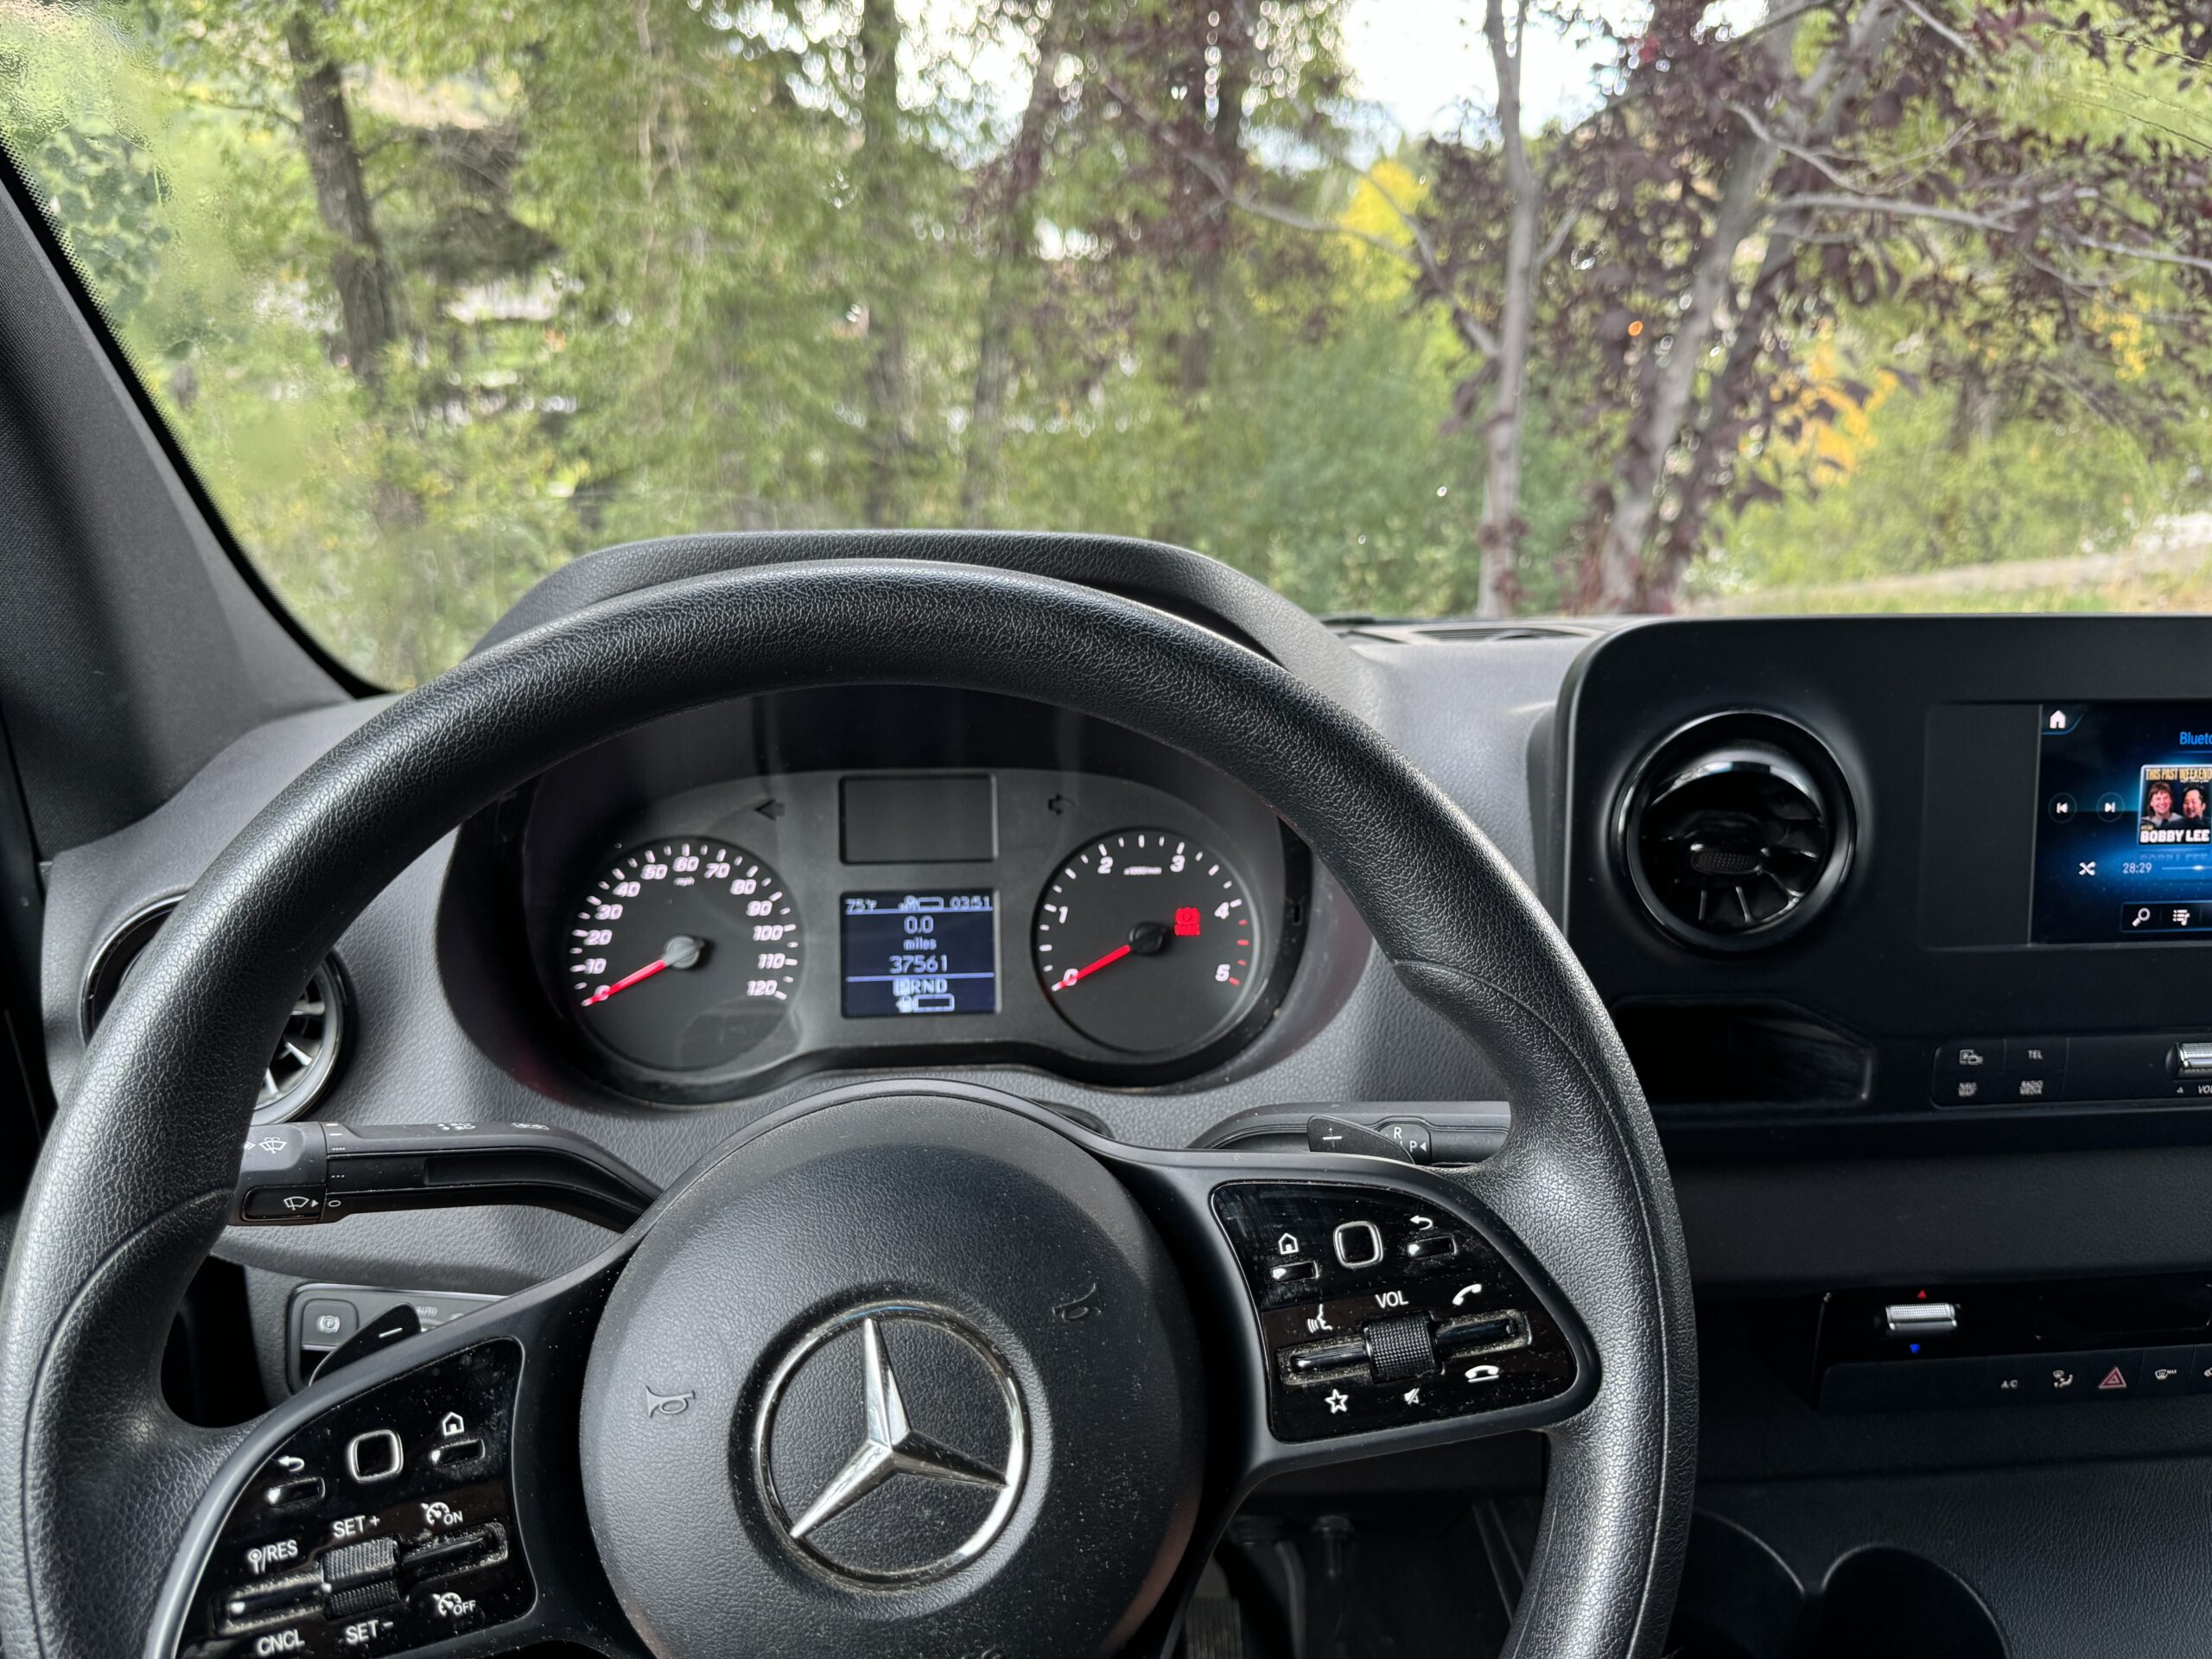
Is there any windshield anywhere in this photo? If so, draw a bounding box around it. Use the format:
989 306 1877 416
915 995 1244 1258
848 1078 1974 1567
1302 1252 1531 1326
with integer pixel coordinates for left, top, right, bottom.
3 2 2207 683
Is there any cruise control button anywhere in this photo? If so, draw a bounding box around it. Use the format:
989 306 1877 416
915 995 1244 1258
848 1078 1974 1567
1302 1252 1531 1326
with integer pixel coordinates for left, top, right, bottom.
401 1523 505 1588
321 1535 399 1592
220 1569 320 1624
345 1428 404 1484
1332 1221 1384 1269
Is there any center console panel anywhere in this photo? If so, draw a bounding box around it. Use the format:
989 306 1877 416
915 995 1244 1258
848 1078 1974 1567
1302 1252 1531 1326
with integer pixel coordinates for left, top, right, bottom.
1555 617 2212 1147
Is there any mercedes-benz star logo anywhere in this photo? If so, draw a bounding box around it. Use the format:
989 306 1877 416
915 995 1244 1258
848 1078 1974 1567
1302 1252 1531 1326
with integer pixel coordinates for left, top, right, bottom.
752 1301 1027 1586
788 1317 1005 1538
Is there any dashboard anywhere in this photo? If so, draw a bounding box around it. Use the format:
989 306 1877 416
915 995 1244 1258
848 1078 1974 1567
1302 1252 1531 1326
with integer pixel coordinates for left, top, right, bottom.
40 549 2212 1347
444 687 1305 1101
29 521 2212 1659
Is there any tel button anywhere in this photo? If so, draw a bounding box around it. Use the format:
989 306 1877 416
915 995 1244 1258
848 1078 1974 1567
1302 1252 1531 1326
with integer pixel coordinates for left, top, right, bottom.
2005 1037 2068 1076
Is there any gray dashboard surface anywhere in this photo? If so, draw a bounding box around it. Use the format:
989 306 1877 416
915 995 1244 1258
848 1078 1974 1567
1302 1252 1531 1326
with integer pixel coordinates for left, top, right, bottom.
48 607 2212 1317
41 632 1589 1294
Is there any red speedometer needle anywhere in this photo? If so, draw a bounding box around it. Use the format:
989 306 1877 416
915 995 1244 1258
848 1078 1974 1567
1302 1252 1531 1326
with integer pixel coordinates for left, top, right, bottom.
1052 944 1131 992
583 957 670 1006
583 934 707 1007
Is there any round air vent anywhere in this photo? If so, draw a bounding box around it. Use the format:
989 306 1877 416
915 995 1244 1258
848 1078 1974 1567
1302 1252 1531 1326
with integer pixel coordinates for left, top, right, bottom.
1617 712 1855 952
81 898 346 1122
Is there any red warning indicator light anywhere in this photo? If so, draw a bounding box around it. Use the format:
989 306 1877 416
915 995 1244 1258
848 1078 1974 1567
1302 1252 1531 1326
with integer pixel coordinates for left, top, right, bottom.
1173 906 1202 938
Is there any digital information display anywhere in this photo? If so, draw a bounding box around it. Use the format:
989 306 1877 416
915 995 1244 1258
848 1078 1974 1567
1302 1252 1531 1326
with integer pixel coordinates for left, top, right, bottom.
2031 702 2212 941
840 892 999 1016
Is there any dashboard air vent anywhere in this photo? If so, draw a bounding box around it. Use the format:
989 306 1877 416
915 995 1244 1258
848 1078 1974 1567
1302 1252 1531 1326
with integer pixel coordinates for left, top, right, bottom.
1617 713 1855 952
82 898 346 1122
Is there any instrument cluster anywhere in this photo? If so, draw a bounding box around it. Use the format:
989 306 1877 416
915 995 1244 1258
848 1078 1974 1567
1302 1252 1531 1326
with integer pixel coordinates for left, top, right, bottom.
454 689 1307 1103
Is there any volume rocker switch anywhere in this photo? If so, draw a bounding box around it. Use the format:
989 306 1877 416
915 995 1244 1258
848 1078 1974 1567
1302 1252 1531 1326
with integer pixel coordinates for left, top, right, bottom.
1364 1313 1437 1383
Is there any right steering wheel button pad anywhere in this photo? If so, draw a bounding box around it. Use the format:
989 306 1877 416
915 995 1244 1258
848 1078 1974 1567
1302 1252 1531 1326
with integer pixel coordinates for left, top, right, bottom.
175 1340 531 1657
1214 1182 1578 1442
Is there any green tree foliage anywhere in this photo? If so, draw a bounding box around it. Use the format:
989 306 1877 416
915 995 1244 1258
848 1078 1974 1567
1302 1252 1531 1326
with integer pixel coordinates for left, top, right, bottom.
1 0 2207 681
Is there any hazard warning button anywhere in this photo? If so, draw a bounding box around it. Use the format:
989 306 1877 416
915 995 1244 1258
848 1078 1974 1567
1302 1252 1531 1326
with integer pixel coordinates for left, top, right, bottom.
2084 1351 2141 1399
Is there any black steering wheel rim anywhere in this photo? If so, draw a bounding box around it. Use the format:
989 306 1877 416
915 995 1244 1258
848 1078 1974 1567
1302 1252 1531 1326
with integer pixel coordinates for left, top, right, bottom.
0 547 1694 1657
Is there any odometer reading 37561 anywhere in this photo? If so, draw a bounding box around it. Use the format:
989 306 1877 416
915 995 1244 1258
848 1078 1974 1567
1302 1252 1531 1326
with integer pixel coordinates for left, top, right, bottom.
565 838 801 1072
1033 829 1261 1054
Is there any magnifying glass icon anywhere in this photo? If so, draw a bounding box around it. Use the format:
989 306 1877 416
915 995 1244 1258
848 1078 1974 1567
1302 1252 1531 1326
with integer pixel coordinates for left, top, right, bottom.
2133 907 2152 927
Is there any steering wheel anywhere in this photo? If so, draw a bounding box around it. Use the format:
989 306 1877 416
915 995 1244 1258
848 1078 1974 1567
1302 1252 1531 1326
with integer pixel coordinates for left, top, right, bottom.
0 549 1694 1659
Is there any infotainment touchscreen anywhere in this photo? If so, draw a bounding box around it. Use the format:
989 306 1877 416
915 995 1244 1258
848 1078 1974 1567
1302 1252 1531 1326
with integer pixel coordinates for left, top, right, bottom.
2031 702 2212 941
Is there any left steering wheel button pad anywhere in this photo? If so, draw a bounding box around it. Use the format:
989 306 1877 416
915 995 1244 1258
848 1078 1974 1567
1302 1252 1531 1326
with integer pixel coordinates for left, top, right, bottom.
175 1340 531 1657
1215 1182 1579 1442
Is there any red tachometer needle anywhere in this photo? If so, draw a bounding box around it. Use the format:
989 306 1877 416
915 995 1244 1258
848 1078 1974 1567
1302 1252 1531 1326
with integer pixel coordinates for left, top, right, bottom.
583 957 671 1007
1052 943 1131 992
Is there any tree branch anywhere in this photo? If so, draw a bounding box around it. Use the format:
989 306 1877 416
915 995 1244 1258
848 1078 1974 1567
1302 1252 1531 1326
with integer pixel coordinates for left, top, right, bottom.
180 91 300 130
1100 73 1503 359
1726 100 1857 191
1899 0 1977 57
1773 190 2212 276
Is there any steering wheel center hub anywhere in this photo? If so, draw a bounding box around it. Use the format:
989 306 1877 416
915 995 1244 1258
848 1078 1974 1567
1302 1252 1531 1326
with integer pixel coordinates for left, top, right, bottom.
752 1298 1027 1586
577 1086 1204 1659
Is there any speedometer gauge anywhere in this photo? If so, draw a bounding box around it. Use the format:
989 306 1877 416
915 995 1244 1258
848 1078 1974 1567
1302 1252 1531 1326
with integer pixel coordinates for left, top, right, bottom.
565 838 801 1071
1033 829 1262 1053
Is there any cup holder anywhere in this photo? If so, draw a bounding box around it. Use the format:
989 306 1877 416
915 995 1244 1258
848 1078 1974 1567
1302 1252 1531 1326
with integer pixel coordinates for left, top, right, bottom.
1667 1515 2007 1659
1807 1548 2005 1659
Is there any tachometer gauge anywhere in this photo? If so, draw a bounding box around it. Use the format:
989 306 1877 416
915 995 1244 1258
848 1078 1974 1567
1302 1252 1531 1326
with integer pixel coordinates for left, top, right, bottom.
1033 829 1261 1053
565 839 801 1071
